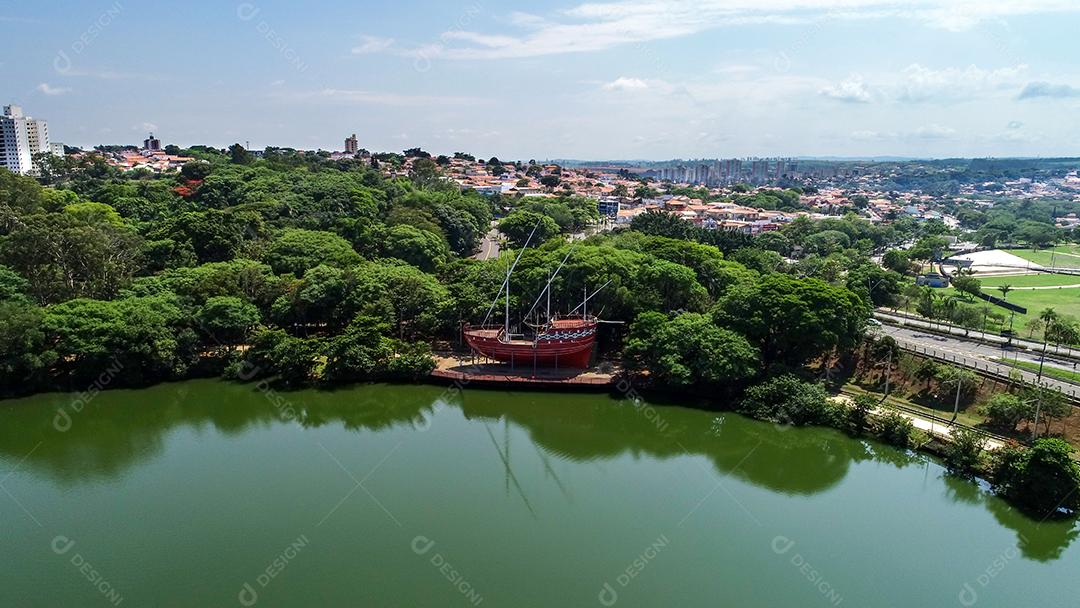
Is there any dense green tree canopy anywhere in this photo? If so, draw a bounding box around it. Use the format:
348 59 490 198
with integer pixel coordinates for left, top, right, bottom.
384 224 449 272
713 273 869 366
43 294 193 385
624 312 760 386
196 296 260 346
992 439 1080 518
263 229 362 276
498 210 560 248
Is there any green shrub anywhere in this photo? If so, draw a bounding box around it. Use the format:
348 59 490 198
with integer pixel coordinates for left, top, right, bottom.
384 342 437 380
847 394 877 434
944 428 987 476
740 375 843 427
877 408 914 448
980 394 1032 430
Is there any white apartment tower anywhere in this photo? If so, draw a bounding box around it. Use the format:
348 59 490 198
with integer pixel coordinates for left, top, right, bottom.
0 105 58 175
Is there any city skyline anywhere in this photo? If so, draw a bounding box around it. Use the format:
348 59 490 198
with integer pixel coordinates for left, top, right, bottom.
3 1 1080 158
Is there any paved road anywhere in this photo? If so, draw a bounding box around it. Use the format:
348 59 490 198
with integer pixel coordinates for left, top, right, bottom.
875 310 1080 360
874 324 1080 400
475 220 612 257
473 225 501 260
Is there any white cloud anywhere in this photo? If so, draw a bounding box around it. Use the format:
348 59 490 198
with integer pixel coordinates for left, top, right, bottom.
821 64 1028 104
37 82 71 96
897 63 1026 103
274 88 486 107
910 0 1080 31
1017 81 1080 100
1007 120 1024 129
850 130 883 140
912 124 956 139
602 77 649 91
132 122 159 132
440 31 518 48
506 12 550 28
351 35 395 55
821 76 872 103
395 0 1080 60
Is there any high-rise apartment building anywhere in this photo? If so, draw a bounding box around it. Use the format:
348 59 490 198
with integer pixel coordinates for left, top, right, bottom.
344 133 358 154
0 105 58 174
143 133 161 151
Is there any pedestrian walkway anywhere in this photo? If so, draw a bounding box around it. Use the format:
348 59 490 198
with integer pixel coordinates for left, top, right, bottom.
890 409 1005 451
831 395 1004 450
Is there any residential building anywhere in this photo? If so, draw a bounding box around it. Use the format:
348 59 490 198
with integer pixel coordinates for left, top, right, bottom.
344 133 358 154
1 104 57 174
105 148 196 173
597 196 621 217
143 133 161 151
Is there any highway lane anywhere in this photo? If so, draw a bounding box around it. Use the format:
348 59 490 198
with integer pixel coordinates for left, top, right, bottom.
875 324 1080 400
874 310 1080 360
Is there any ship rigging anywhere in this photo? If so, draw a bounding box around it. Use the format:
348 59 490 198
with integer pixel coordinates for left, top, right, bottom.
463 222 605 369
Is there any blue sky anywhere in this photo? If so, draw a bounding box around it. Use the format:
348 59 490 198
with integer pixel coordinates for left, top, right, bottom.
3 0 1080 159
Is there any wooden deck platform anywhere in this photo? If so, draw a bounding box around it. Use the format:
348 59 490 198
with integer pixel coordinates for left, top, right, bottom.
429 354 617 389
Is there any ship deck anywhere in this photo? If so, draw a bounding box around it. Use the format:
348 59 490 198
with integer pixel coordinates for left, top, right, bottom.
429 354 617 389
465 318 595 344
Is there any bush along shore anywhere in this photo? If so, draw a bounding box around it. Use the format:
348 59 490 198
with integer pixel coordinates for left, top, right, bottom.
635 369 1080 522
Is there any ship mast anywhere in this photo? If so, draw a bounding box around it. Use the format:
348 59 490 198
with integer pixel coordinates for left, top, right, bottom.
480 219 543 329
545 271 551 323
504 262 511 337
523 243 577 326
568 280 612 318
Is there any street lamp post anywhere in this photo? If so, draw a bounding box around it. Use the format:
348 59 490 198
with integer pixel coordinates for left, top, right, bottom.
951 372 963 424
884 349 892 399
1031 390 1043 441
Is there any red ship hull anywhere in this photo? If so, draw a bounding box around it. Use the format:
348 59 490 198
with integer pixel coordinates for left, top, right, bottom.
463 318 597 369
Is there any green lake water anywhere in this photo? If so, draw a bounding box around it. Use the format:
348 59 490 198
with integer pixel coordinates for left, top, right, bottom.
1 380 1077 607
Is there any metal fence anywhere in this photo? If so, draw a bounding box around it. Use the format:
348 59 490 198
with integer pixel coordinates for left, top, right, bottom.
895 341 1080 405
876 309 1080 360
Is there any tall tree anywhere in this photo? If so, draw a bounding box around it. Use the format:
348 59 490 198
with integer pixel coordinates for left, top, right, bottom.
623 312 760 386
713 274 869 367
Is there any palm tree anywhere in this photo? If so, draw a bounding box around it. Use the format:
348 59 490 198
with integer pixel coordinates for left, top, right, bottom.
942 296 959 327
916 286 935 325
996 284 1012 301
1037 307 1059 380
930 290 947 330
1039 307 1059 338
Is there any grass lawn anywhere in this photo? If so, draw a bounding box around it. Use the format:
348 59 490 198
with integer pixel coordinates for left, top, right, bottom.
977 273 1080 288
993 287 1080 329
995 358 1080 384
841 383 986 428
1006 247 1080 269
898 282 1080 334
